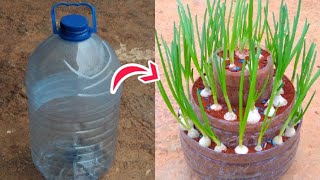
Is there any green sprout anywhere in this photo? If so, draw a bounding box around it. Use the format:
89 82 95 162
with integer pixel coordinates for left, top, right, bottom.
238 58 247 148
258 0 311 147
177 0 208 90
244 0 270 115
290 42 317 127
157 0 319 154
238 43 261 151
213 2 234 118
206 0 222 57
214 0 269 122
156 28 190 130
222 0 269 66
156 0 222 148
196 0 222 108
228 0 243 66
196 91 221 146
279 43 320 136
288 43 317 128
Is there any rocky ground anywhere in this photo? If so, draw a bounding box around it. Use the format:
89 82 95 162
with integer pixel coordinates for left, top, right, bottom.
0 0 154 179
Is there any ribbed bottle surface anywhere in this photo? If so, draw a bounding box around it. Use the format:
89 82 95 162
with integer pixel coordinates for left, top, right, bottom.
26 34 121 180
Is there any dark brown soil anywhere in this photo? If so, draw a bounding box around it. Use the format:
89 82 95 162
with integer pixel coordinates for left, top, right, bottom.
217 49 270 72
192 75 295 122
0 1 154 180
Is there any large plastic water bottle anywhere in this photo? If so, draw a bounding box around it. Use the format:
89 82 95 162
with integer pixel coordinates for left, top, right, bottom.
25 3 122 179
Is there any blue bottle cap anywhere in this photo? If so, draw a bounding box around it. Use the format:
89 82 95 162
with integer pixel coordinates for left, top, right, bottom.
51 2 97 42
59 14 91 41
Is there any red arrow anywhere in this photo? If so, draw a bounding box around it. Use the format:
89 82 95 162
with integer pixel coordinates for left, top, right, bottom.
110 60 160 94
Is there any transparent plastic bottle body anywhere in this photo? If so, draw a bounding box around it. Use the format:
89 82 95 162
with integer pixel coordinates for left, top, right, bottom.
26 34 122 179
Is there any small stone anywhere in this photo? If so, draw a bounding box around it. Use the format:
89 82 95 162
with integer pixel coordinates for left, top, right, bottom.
231 66 241 72
6 130 11 134
262 143 267 148
267 138 272 144
20 86 27 99
259 54 263 59
116 168 120 172
145 169 151 176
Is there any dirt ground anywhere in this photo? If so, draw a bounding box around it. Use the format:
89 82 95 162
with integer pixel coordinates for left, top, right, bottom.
0 0 154 179
156 0 320 179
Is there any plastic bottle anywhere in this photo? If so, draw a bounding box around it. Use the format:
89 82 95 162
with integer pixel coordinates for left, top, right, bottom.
25 3 122 179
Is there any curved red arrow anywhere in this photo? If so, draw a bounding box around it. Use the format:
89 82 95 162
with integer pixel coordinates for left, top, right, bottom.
110 60 160 94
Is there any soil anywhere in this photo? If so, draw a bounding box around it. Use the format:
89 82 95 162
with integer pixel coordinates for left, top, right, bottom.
192 75 295 122
0 1 154 180
217 49 270 72
185 124 296 154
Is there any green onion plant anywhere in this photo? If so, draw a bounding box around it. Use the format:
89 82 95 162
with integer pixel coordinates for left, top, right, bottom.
177 0 210 97
157 0 320 154
156 1 224 151
259 0 319 147
278 42 320 139
213 2 236 120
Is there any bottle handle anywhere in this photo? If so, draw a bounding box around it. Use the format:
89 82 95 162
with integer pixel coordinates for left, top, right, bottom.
51 2 97 34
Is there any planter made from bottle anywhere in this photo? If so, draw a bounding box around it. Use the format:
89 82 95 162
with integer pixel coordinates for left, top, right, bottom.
212 48 274 106
191 75 295 147
180 124 300 179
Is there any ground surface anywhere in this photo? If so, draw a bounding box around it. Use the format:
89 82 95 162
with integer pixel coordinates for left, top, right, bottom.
0 0 154 179
156 0 320 179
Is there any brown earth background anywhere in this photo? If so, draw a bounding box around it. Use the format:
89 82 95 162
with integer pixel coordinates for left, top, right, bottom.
0 0 155 179
156 0 320 179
